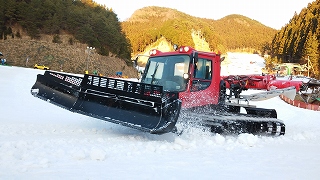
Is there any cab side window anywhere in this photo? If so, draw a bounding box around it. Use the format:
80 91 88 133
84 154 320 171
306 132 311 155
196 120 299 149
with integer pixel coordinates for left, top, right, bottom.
194 58 212 79
192 58 212 91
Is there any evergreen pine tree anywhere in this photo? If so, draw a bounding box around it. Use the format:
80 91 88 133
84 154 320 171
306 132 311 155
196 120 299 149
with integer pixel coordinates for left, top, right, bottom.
303 33 319 78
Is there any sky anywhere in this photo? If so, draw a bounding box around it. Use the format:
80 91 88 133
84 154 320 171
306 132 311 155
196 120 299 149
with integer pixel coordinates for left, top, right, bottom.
95 0 315 29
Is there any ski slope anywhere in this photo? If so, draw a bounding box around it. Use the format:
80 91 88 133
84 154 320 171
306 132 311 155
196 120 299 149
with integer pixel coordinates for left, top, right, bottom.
221 52 265 75
0 60 320 179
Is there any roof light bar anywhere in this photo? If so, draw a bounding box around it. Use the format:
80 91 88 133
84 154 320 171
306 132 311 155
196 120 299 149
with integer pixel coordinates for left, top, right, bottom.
179 46 190 53
149 49 160 56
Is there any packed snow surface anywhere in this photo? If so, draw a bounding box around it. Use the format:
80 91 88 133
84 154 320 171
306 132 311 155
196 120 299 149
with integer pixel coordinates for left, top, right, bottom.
221 52 265 75
1 54 320 179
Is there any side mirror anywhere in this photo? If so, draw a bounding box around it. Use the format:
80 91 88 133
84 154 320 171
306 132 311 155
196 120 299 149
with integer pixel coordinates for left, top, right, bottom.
132 57 138 68
220 57 225 62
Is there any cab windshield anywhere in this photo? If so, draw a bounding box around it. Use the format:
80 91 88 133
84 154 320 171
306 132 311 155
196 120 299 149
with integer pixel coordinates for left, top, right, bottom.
142 55 190 92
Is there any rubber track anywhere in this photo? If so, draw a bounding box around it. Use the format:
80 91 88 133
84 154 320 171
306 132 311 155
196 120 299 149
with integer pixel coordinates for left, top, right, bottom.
180 111 285 136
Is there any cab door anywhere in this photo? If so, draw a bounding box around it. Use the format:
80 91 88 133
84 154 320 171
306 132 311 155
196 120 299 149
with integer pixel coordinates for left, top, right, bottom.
180 57 220 108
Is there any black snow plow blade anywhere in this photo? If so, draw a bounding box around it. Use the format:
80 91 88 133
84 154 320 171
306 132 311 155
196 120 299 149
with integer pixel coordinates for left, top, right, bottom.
31 71 181 134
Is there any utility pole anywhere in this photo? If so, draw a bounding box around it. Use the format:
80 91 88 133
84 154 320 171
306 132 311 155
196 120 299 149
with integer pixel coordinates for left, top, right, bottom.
85 47 95 74
308 56 310 77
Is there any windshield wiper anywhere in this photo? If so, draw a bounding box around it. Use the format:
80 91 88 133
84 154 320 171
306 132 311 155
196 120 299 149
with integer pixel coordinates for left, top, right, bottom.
150 62 159 84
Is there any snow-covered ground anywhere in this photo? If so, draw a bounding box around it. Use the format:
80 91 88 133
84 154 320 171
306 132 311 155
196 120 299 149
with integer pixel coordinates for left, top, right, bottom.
1 57 320 179
221 52 265 75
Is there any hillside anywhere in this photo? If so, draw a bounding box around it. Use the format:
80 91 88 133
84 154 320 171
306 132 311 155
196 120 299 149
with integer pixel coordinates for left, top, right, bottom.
134 32 211 65
213 14 277 50
0 0 138 77
0 35 138 78
1 3 277 75
0 0 132 69
121 6 277 57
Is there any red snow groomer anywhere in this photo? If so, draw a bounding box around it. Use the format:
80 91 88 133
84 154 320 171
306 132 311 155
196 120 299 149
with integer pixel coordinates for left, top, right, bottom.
31 46 296 136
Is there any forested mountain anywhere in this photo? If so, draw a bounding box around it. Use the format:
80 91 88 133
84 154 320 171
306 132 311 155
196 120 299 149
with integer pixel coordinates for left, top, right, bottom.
0 0 131 60
4 1 317 78
213 15 277 50
270 0 320 78
1 1 276 63
121 6 277 55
